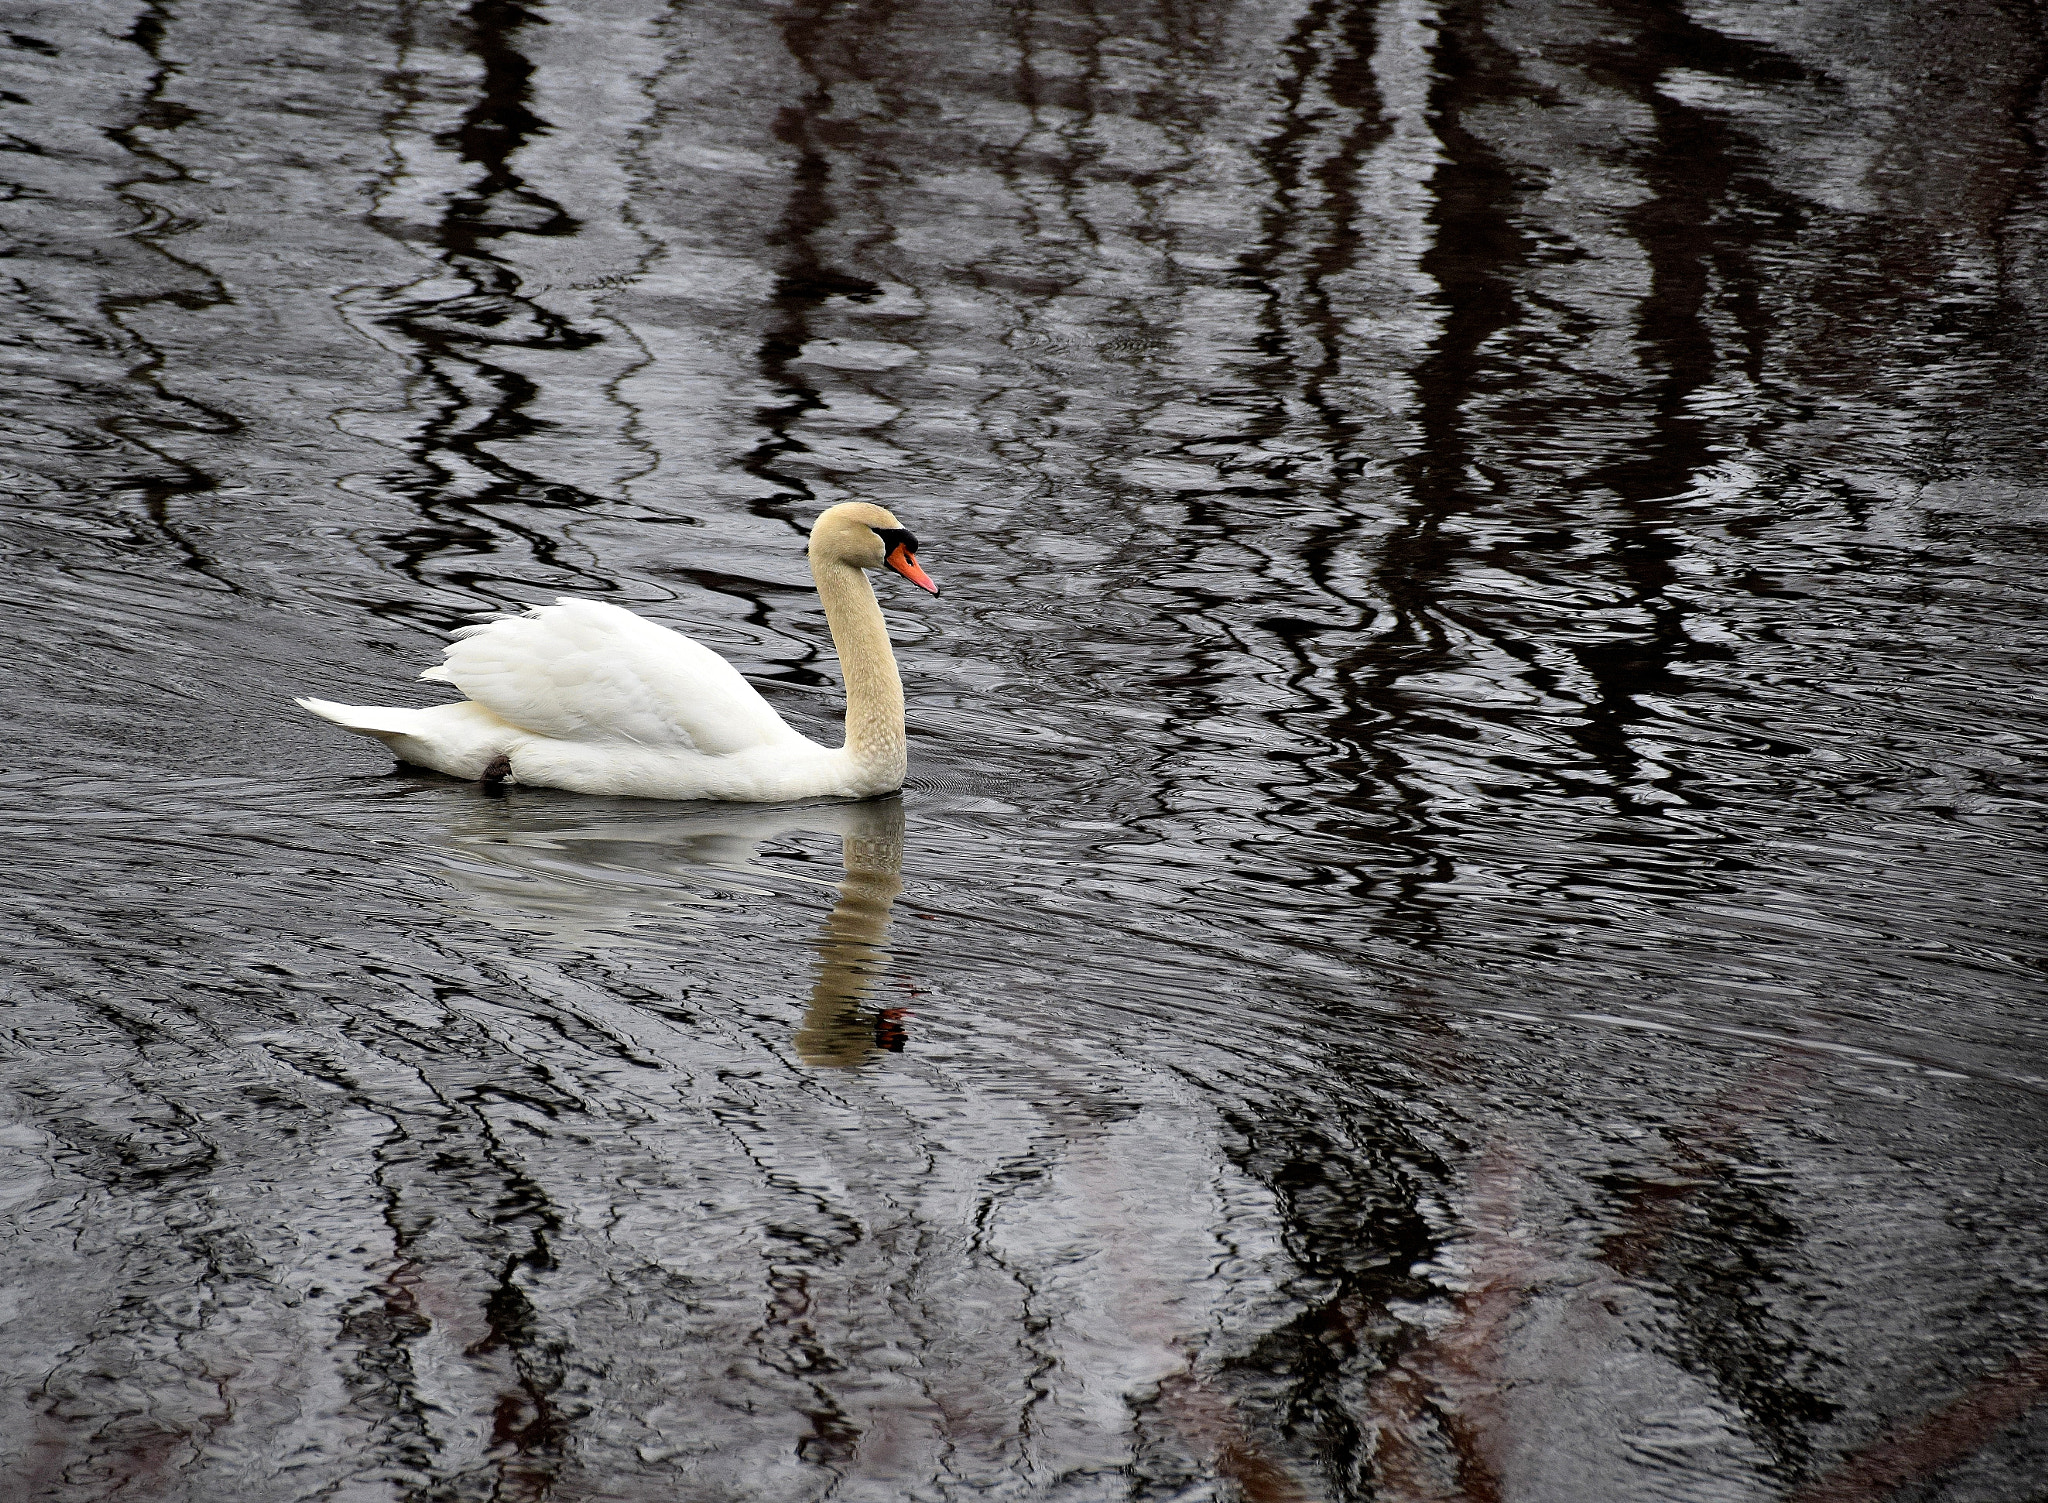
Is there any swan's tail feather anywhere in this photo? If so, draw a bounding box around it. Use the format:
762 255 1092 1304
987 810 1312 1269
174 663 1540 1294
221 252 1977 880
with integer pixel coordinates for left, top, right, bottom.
298 697 517 780
295 697 430 739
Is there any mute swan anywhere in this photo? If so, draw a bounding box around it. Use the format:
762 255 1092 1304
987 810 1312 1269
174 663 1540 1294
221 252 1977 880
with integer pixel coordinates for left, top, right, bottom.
297 502 939 801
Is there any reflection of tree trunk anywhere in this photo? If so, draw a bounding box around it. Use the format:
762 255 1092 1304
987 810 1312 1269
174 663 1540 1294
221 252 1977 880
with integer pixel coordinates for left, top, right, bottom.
1789 1342 2048 1503
794 796 905 1068
1364 1143 1531 1503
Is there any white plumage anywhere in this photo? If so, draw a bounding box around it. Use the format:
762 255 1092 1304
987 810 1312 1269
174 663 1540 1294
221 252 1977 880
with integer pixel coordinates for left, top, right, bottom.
297 502 937 802
424 597 798 753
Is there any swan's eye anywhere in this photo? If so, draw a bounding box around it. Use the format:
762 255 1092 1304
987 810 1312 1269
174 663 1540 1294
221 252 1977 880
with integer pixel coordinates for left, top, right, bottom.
873 527 939 595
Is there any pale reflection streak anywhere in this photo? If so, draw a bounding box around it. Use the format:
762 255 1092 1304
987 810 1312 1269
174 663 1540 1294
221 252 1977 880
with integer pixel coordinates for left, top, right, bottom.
430 793 911 1067
423 790 1317 1488
1365 1051 2048 1500
793 797 907 1068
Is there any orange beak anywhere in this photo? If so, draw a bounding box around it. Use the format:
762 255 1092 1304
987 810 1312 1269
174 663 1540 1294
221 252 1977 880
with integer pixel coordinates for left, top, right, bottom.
886 542 940 595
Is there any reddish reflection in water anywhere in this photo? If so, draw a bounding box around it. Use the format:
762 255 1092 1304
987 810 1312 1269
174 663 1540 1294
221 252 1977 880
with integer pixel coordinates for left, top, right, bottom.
1 0 2045 1496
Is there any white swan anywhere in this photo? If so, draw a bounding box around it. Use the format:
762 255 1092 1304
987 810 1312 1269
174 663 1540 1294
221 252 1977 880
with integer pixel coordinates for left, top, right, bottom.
297 502 939 801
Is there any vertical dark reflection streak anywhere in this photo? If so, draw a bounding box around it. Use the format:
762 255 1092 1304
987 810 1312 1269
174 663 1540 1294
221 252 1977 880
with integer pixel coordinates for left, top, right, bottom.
1235 0 1389 464
337 1100 442 1485
1562 1 1812 805
364 0 610 620
1210 1099 1448 1500
327 1020 582 1501
1293 0 1389 469
1000 0 1054 251
99 0 240 584
1090 3 1395 863
1381 4 1532 654
1016 0 1111 264
1327 0 1542 936
1984 5 2048 475
591 7 682 507
465 1130 576 1502
1227 0 1419 847
739 0 888 523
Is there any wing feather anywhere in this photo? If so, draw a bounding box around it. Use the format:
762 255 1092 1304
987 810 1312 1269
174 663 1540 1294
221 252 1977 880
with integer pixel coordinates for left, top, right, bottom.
423 598 800 754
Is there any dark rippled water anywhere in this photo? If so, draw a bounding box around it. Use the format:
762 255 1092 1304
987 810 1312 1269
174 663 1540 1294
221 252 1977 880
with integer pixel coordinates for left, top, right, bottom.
4 1 2048 1498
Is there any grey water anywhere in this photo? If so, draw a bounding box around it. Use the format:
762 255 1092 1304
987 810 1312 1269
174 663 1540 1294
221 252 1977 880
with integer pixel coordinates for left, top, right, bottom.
2 0 2046 1498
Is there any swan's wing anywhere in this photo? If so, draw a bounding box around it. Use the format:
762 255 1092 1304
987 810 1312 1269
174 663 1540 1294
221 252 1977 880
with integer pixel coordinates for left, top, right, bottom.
422 598 802 754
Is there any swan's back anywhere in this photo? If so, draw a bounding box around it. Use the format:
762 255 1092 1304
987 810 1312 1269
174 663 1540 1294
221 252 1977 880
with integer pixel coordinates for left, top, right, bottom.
426 598 803 754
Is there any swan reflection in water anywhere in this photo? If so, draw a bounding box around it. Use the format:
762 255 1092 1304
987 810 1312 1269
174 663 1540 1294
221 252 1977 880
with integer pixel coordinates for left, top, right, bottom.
422 789 910 1067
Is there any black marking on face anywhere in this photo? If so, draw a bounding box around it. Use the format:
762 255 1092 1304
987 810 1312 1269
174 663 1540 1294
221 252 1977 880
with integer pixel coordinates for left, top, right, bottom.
873 526 920 556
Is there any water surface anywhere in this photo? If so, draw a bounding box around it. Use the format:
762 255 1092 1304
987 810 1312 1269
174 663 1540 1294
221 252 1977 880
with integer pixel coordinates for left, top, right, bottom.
3 0 2046 1498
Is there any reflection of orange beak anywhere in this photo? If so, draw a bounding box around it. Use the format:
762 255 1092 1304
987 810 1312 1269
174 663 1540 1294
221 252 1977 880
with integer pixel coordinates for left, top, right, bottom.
886 543 940 595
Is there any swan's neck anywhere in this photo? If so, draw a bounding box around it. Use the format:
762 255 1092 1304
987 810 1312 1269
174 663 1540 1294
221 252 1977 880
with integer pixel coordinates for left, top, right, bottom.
814 560 905 789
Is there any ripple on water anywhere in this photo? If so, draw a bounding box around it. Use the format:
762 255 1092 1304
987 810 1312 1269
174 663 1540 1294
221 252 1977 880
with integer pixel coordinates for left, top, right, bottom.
3 0 2048 1497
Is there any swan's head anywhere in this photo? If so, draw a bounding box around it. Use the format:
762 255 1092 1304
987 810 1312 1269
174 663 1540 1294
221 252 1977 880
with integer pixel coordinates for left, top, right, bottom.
809 501 939 595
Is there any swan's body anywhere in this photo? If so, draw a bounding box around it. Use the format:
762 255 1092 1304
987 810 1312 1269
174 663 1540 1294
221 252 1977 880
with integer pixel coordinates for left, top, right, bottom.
297 502 938 802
